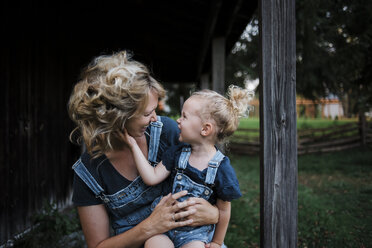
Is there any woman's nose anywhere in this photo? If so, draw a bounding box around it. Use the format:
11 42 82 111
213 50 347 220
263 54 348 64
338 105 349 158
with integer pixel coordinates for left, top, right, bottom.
176 117 181 124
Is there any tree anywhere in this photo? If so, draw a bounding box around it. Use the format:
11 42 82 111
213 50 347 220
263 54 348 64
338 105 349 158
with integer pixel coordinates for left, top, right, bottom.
297 0 372 116
226 14 259 91
227 0 372 117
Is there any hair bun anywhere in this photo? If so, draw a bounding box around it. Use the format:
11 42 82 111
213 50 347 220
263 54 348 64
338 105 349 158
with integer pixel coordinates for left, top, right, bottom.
227 85 254 118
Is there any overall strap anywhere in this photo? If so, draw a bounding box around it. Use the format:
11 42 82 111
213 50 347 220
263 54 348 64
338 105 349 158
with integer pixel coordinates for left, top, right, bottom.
177 146 192 170
72 158 110 203
148 116 163 164
205 150 225 185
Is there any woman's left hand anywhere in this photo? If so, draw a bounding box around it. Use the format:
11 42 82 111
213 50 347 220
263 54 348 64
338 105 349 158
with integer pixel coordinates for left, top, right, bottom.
181 197 219 226
141 191 197 235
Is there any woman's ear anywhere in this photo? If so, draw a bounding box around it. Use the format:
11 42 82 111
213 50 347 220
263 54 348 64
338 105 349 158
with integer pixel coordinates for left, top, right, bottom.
201 123 213 137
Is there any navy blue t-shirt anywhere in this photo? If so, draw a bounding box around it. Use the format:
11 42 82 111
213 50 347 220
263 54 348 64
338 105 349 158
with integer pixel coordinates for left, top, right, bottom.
161 144 242 203
72 116 180 206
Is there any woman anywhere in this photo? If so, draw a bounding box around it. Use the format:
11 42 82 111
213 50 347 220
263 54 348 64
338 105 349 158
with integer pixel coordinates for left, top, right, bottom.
68 51 219 248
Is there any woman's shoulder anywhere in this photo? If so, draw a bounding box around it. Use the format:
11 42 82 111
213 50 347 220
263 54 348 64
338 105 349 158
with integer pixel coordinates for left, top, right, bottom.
79 151 106 171
159 116 178 129
76 151 116 181
72 152 108 206
158 116 180 145
73 151 132 200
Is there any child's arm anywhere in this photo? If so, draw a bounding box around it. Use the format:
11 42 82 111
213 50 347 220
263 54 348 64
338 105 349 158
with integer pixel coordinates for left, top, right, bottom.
209 199 231 248
120 129 170 186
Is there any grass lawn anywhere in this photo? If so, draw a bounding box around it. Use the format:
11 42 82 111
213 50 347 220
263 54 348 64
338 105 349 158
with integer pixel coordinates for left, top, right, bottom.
237 117 358 130
226 147 372 248
232 117 359 142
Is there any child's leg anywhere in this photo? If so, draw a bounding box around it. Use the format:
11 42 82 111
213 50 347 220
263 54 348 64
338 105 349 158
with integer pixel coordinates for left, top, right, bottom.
180 241 205 248
144 234 174 248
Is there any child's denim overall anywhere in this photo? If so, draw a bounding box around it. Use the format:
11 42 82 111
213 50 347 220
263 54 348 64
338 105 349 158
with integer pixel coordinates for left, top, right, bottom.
163 146 225 248
72 117 164 234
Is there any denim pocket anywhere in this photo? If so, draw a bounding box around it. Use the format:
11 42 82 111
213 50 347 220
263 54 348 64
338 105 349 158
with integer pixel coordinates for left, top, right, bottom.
172 173 213 202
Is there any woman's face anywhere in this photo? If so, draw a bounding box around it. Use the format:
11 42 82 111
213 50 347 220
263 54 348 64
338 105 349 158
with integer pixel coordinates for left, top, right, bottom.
125 90 158 138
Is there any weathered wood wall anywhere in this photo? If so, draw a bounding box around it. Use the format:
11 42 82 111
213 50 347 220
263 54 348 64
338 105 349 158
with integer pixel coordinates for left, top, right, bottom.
0 7 82 243
259 0 297 247
0 1 259 244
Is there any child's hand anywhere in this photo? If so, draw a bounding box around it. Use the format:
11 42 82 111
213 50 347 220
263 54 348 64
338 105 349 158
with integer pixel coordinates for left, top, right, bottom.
205 241 222 248
118 128 137 148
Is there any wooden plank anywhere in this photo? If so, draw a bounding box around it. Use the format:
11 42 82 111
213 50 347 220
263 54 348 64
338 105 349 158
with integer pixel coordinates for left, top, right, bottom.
359 112 367 147
297 122 356 137
298 142 361 155
259 0 297 247
298 136 361 149
299 126 359 144
212 37 226 94
228 143 260 155
234 128 260 132
0 36 80 244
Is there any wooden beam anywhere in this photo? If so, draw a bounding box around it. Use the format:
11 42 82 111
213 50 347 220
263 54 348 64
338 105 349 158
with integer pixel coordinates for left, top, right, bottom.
212 37 226 94
259 0 297 247
222 0 244 38
196 0 223 78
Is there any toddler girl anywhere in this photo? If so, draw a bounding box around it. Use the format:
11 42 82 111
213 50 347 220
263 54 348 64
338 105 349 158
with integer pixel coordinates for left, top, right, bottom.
122 85 253 248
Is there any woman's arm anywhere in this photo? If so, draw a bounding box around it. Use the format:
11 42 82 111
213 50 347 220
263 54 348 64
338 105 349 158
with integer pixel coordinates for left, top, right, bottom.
78 191 197 248
208 199 231 248
78 204 111 248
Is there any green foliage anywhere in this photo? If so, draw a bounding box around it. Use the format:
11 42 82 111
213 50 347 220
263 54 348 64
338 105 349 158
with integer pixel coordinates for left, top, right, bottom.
226 148 372 247
226 0 372 116
296 0 372 115
226 12 259 92
12 200 82 248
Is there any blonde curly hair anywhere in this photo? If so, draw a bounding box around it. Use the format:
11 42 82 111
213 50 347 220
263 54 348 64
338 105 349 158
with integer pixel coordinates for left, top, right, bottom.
191 85 253 142
68 51 165 156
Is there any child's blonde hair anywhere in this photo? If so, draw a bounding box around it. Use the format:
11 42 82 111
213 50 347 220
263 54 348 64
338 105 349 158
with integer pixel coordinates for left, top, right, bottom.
191 85 253 142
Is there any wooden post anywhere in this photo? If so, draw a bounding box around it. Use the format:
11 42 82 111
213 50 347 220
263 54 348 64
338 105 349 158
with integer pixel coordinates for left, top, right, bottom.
201 73 210 89
259 0 297 247
212 37 225 94
359 110 367 147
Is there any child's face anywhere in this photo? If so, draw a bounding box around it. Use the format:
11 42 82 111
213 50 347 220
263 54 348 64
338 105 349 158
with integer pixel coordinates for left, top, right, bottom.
176 96 204 143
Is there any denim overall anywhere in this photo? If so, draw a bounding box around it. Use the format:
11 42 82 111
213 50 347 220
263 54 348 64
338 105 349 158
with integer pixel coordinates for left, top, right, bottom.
164 146 225 248
72 117 164 234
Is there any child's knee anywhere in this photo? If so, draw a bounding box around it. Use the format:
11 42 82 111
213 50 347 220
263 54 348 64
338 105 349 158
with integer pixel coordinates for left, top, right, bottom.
145 234 174 248
180 240 205 248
